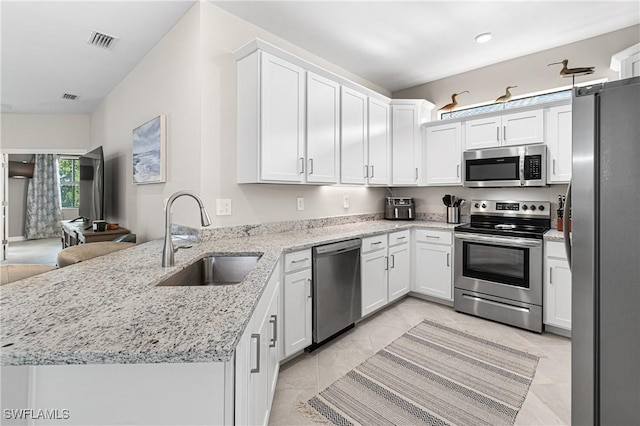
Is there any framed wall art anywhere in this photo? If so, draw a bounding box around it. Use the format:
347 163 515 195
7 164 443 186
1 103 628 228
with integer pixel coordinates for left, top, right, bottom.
132 114 166 184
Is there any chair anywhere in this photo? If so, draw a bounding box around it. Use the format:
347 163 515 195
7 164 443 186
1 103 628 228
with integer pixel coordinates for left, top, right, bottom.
57 242 136 268
0 264 57 285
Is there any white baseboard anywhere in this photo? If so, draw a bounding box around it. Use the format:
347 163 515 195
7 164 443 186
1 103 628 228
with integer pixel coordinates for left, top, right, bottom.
8 236 26 242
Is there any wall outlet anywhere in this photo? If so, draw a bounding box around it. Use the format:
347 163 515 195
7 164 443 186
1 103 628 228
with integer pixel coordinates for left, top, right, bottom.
297 197 304 211
216 199 232 216
343 196 350 209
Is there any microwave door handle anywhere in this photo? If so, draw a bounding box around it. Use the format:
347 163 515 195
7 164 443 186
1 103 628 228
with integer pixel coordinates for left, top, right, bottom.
519 149 525 186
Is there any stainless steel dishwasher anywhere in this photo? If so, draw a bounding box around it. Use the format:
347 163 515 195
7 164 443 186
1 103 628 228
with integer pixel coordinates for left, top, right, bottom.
311 239 362 347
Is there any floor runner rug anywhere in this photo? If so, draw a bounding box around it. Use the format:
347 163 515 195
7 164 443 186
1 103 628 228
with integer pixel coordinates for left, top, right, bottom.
300 319 539 426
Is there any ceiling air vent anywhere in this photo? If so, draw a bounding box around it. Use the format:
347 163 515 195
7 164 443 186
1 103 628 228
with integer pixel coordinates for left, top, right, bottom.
87 30 118 50
62 93 78 100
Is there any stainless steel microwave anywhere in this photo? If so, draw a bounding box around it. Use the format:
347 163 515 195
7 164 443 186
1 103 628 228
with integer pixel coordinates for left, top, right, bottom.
463 145 547 187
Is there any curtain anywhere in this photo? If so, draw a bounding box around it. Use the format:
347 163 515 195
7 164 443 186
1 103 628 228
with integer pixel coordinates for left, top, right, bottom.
24 154 63 239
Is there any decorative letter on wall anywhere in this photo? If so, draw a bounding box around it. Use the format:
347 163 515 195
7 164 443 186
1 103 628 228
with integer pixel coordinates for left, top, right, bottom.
132 114 166 184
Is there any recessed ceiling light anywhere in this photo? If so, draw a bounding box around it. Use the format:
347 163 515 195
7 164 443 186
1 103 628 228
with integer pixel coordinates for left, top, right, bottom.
475 32 492 43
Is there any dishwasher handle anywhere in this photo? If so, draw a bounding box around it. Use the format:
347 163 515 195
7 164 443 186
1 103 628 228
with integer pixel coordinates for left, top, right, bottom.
313 239 361 256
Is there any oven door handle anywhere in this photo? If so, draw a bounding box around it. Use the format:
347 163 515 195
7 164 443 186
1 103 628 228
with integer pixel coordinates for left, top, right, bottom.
455 233 542 248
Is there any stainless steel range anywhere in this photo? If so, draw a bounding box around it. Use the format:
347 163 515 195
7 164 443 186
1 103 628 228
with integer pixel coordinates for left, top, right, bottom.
454 200 550 333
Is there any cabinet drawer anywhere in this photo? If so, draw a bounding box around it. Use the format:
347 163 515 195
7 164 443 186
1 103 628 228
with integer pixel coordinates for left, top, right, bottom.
415 229 452 245
388 230 410 246
284 249 312 273
545 241 567 260
362 234 388 253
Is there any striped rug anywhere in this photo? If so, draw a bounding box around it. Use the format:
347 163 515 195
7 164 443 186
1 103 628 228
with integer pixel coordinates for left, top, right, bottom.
302 319 539 426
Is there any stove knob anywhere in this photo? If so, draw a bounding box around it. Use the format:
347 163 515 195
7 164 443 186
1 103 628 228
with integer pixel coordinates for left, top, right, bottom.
474 203 480 208
481 203 487 209
522 204 528 211
538 205 545 211
531 205 537 211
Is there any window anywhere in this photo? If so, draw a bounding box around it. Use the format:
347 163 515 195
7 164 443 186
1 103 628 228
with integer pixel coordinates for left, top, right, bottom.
59 157 80 208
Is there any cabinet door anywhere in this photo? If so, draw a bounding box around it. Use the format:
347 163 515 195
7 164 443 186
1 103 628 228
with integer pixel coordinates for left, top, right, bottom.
425 122 462 185
248 307 270 426
260 53 305 182
392 105 421 185
546 104 572 183
388 243 410 302
464 116 501 150
306 72 339 183
367 98 391 185
621 51 640 78
502 109 544 146
266 281 280 411
361 249 388 316
414 243 452 300
283 269 312 358
340 87 368 184
544 257 572 330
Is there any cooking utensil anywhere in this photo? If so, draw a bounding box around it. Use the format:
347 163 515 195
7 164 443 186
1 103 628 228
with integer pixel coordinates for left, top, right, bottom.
443 195 451 207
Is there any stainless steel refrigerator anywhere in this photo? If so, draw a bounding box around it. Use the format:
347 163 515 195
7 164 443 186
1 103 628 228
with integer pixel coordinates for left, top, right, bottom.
568 76 640 425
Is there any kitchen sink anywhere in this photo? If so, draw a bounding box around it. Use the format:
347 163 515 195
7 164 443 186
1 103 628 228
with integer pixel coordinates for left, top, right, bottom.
157 255 262 286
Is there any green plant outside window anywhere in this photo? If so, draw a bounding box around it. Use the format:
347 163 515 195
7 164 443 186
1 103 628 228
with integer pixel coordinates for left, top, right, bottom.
59 157 80 208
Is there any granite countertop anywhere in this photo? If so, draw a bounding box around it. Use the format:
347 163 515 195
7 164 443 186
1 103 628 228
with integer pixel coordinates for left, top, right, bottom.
544 229 567 241
0 219 458 367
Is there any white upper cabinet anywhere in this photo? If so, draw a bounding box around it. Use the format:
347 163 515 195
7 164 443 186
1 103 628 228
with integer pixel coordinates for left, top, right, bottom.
424 122 462 185
340 87 368 185
306 72 339 183
464 108 544 150
237 51 305 183
391 100 431 185
367 98 391 185
546 104 572 183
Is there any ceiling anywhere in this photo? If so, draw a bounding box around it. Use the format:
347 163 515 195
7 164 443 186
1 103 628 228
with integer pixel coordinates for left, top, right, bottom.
1 1 196 115
1 1 638 115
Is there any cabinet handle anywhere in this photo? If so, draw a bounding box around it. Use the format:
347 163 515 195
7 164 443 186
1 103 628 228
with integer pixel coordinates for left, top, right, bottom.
446 253 450 267
291 257 309 264
364 165 369 178
250 333 260 373
397 236 406 240
269 315 277 347
307 278 312 299
426 235 440 239
299 157 304 174
457 164 460 178
550 267 553 284
415 168 419 180
385 256 389 271
553 159 556 175
496 127 500 142
370 165 374 178
503 126 507 141
371 241 382 245
309 158 314 175
391 254 395 269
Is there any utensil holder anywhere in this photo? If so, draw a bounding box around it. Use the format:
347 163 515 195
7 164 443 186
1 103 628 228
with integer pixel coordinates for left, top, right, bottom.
447 207 460 224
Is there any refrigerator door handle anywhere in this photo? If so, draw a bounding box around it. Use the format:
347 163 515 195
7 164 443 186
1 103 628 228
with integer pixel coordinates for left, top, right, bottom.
563 182 572 268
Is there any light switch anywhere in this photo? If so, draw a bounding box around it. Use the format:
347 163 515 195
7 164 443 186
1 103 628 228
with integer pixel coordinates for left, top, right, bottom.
297 197 304 211
343 196 350 209
216 199 232 216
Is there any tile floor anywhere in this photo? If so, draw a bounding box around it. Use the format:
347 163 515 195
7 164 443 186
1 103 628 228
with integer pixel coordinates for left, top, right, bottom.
270 296 571 426
1 238 61 266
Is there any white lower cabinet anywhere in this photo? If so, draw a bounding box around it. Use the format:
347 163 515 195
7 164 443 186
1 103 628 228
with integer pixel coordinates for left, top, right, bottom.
281 249 313 359
413 229 453 301
361 231 411 316
236 263 281 426
544 241 572 331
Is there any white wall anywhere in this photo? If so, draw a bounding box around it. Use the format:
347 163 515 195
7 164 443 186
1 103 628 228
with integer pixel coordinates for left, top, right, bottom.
91 3 388 242
0 114 90 151
394 25 640 117
90 4 203 242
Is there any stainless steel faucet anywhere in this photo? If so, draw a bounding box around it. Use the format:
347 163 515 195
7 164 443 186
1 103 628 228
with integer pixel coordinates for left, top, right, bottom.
162 190 212 267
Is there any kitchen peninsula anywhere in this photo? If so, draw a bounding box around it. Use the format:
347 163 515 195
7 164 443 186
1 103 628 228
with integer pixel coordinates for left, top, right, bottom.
1 217 457 425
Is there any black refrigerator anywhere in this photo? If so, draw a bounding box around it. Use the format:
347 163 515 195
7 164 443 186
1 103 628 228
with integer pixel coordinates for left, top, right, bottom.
568 76 640 425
